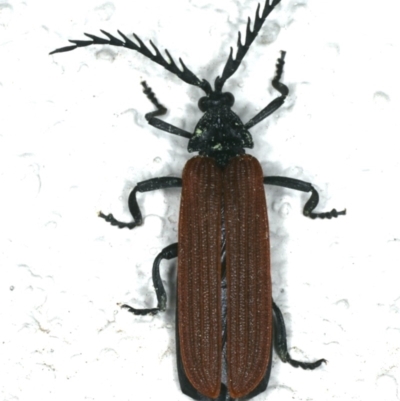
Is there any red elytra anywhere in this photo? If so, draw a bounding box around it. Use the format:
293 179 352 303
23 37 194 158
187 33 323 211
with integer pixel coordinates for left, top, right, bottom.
178 154 272 399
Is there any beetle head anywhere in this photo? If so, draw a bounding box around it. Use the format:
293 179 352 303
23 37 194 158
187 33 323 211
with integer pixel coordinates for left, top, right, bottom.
198 91 235 112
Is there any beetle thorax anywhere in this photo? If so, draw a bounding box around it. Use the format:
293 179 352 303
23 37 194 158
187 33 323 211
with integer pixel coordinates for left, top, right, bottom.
188 106 254 167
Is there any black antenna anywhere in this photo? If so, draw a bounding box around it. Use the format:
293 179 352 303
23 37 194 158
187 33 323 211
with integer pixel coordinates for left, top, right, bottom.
50 30 212 95
214 0 281 92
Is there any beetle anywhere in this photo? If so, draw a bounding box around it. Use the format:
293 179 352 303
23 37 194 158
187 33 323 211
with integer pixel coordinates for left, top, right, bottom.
51 0 346 400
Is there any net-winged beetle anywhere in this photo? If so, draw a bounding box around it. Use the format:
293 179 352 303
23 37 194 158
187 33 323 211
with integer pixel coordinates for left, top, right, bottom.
51 0 346 399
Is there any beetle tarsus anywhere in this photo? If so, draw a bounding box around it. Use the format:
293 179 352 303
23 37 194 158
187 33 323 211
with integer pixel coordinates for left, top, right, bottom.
273 301 326 371
307 208 347 220
98 211 137 229
140 81 193 138
141 81 167 120
272 51 289 97
98 177 183 231
264 177 346 220
287 357 327 370
303 188 346 219
244 51 288 129
121 304 159 316
122 243 178 317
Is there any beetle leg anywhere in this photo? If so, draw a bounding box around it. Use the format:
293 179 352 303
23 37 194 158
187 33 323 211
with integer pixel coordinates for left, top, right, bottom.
244 51 289 129
141 81 192 139
99 177 182 228
122 243 178 316
263 176 346 219
272 301 326 369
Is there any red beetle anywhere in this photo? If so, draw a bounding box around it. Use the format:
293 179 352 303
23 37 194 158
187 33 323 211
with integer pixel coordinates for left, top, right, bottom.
51 1 345 399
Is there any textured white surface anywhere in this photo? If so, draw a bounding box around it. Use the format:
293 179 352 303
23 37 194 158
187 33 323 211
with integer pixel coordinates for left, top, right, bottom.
1 0 399 400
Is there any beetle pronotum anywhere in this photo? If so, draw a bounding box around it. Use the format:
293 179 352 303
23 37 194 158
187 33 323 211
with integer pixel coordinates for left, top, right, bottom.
51 1 346 399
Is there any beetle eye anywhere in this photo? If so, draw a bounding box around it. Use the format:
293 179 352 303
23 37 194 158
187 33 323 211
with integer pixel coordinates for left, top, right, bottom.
198 97 208 112
223 92 235 107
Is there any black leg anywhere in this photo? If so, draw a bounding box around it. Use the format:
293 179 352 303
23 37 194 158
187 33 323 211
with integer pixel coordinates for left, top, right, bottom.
99 177 182 229
141 80 167 119
141 81 192 139
264 176 346 219
122 243 178 316
244 52 289 129
272 301 326 369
